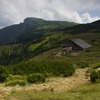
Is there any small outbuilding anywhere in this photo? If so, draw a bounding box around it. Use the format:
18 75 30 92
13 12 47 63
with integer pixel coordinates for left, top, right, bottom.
62 39 91 53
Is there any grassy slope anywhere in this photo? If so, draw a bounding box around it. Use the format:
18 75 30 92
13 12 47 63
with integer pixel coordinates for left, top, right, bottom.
27 32 100 65
0 20 100 100
0 19 100 65
0 31 99 68
0 44 22 53
3 83 100 100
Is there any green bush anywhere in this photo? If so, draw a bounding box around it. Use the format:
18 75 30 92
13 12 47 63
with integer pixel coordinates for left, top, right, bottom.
6 75 27 86
5 61 75 78
90 71 99 83
97 70 100 78
0 67 9 82
42 61 75 77
97 70 100 82
92 62 100 69
27 73 45 83
44 73 53 78
78 62 89 68
58 62 75 77
6 80 26 86
7 75 26 81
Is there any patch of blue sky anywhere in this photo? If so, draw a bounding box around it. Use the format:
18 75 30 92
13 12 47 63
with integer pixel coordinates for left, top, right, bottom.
79 9 100 17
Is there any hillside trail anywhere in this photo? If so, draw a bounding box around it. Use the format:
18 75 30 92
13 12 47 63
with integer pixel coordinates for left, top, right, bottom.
0 68 90 97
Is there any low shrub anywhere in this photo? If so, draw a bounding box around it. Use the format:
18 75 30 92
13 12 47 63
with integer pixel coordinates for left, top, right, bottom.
78 62 89 68
27 73 45 83
97 70 100 78
90 71 98 82
5 61 75 78
43 61 75 77
6 80 26 86
97 70 100 82
7 75 26 81
92 62 100 69
6 75 27 86
0 67 9 82
58 62 75 77
90 70 100 83
44 73 53 78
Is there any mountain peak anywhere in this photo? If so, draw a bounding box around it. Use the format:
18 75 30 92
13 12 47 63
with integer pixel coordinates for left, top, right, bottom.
24 17 44 23
23 17 45 26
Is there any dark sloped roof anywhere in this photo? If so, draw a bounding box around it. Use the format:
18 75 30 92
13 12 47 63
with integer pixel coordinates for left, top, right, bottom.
71 39 91 49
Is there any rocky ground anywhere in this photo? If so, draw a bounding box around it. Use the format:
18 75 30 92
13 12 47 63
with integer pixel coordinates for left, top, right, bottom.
0 68 90 99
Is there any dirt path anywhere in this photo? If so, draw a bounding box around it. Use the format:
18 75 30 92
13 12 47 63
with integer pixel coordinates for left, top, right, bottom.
0 68 90 98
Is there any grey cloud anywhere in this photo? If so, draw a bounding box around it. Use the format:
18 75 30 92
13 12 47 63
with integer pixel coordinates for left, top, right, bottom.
0 17 13 28
0 0 100 28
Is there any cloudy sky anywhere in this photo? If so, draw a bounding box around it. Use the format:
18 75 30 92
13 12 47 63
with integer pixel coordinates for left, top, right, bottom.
0 0 100 28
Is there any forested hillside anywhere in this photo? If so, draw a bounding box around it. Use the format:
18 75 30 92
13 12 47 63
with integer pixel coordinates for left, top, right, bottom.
0 17 76 44
0 18 99 84
0 18 100 66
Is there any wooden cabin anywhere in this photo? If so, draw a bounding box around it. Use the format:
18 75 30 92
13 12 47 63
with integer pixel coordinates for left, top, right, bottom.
62 39 91 53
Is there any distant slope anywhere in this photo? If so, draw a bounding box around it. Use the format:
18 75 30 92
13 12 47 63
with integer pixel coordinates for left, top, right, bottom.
65 20 100 34
0 17 76 45
0 19 100 65
26 19 100 62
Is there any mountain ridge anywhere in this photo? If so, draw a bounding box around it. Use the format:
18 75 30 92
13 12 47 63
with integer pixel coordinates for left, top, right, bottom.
64 19 100 34
0 17 100 45
0 17 100 65
0 17 77 45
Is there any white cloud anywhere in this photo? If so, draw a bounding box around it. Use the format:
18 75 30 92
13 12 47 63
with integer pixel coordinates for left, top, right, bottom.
0 0 100 28
81 13 100 23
